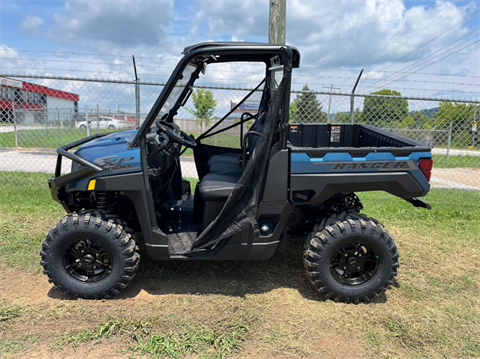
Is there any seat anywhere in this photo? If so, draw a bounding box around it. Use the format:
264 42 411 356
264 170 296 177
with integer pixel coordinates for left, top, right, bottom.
209 162 242 173
198 171 242 201
208 152 241 167
207 111 267 174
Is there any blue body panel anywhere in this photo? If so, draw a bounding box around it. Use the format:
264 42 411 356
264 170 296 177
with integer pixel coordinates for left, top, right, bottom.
68 130 142 191
291 151 432 196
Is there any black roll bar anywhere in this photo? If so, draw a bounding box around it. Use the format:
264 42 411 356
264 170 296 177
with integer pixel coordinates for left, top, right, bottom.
51 133 110 188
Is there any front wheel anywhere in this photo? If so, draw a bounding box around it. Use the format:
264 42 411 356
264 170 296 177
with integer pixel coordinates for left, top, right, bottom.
40 211 139 299
304 217 399 303
108 125 116 130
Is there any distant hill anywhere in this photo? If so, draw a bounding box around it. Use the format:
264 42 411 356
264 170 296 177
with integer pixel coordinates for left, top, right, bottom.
409 107 440 118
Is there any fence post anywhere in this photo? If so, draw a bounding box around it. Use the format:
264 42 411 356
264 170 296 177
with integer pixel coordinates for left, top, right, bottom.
349 94 355 124
85 105 90 136
446 121 452 165
350 69 363 124
97 104 100 134
57 108 61 147
473 105 477 148
13 108 18 148
45 108 48 137
135 79 140 127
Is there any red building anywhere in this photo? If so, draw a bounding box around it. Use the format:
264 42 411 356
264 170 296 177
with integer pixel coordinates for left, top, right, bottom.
0 77 79 123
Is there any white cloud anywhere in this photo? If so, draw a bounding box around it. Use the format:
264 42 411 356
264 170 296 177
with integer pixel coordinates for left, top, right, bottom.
190 0 474 68
19 15 45 36
4 0 479 100
45 0 174 53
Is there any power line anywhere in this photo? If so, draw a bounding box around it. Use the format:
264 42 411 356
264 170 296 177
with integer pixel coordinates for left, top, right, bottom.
297 67 480 78
290 86 480 95
0 68 264 83
332 7 427 86
364 4 456 68
371 9 480 75
370 39 480 92
295 73 479 86
362 28 480 90
2 49 478 79
361 8 427 64
0 48 181 60
1 65 477 87
0 57 177 68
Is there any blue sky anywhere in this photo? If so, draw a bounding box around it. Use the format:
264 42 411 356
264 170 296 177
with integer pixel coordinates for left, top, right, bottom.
0 0 479 102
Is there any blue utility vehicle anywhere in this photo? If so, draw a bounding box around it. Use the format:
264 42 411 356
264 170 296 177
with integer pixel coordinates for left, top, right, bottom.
41 43 432 302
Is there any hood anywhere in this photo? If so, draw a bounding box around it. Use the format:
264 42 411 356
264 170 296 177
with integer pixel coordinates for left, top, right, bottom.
74 130 138 162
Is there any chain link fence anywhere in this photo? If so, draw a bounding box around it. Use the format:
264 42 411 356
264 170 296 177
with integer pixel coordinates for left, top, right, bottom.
1 74 478 196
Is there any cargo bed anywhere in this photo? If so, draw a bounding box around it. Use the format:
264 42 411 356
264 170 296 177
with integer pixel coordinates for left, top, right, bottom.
287 123 430 154
287 123 432 205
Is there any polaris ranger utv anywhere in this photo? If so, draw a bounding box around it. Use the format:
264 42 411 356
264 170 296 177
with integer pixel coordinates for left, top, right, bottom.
41 42 433 303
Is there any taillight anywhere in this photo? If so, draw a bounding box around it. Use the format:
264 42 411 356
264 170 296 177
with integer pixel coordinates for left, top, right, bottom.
417 158 433 182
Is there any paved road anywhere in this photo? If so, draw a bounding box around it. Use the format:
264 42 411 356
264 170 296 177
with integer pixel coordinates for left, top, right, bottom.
0 149 199 179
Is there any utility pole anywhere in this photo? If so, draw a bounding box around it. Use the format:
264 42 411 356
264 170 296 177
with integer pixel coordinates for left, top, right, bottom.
269 0 286 45
323 84 340 123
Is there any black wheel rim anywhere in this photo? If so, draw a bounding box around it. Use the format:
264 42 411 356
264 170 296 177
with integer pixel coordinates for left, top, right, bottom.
62 239 112 282
330 242 379 286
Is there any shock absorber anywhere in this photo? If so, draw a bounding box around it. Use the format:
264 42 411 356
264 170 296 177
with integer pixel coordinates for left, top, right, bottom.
96 192 112 211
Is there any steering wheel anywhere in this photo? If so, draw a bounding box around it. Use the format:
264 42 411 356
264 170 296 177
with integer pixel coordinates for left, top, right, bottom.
155 119 197 148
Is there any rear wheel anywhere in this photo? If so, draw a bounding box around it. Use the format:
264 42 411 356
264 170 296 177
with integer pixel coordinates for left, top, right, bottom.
79 125 87 130
40 211 139 299
108 125 116 130
304 215 399 303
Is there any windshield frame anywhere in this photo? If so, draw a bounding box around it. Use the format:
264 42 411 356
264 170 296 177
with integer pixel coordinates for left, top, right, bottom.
130 44 296 148
155 63 199 124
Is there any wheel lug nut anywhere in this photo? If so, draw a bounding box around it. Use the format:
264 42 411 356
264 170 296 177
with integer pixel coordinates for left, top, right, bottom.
343 266 346 270
345 254 348 257
359 254 362 257
78 262 82 266
81 250 84 253
93 266 96 269
96 253 99 257
357 266 360 269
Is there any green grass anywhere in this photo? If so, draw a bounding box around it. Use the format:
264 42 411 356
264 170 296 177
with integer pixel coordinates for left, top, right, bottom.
0 128 118 149
0 172 479 358
0 128 240 153
181 132 240 157
0 303 22 322
432 154 479 168
0 172 63 272
53 315 250 358
0 334 39 353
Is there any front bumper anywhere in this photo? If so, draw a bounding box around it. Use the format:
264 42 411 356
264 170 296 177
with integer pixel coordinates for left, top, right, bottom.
48 133 109 208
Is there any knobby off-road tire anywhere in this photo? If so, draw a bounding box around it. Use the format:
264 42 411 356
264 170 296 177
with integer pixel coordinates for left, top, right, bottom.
40 211 140 299
304 214 399 304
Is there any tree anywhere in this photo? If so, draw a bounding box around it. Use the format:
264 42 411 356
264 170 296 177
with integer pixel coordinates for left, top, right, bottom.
433 102 479 147
290 84 327 123
333 108 362 124
360 89 409 127
186 89 217 127
433 101 478 131
398 111 429 130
